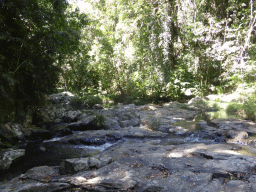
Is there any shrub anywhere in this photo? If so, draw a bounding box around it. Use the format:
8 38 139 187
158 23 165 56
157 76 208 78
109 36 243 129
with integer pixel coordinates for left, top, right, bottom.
84 95 103 108
145 116 161 131
132 98 149 106
70 97 85 108
212 103 221 110
179 103 190 110
243 99 256 121
226 103 243 115
92 113 105 127
70 95 103 108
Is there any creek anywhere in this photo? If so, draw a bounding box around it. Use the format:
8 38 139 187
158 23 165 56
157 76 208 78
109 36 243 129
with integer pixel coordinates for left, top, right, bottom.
2 105 256 189
17 109 242 169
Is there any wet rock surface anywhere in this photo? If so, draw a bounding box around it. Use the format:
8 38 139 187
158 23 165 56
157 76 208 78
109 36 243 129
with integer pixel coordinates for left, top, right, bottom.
2 93 256 191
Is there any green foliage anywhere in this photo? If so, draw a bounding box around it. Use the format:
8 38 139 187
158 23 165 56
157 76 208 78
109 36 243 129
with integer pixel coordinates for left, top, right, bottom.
132 99 150 106
0 0 86 123
1 0 255 124
226 103 243 115
146 116 161 131
179 103 190 110
64 0 254 102
92 113 105 127
84 95 103 108
212 103 221 110
70 94 103 108
70 97 86 108
243 95 256 121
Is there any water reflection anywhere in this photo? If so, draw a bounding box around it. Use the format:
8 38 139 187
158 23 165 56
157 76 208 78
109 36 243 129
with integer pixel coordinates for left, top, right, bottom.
206 110 238 120
194 109 239 123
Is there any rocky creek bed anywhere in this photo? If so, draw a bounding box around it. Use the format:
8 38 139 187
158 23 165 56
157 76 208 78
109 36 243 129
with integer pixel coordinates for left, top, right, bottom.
1 93 256 191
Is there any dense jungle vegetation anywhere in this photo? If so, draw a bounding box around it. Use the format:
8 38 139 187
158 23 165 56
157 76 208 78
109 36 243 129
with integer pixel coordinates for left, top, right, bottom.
1 0 256 124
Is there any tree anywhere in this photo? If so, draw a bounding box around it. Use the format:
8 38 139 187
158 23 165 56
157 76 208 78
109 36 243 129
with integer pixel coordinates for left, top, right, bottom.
64 0 256 102
0 0 86 123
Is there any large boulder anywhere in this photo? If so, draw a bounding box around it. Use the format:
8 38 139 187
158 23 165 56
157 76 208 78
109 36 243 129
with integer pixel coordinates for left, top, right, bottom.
0 176 69 192
48 91 75 104
0 123 24 146
62 110 82 123
19 166 60 182
59 157 89 175
67 115 105 131
188 96 208 109
59 154 114 175
116 106 141 128
0 149 25 171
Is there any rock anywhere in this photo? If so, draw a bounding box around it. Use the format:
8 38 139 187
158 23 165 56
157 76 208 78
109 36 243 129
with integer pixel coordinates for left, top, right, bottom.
203 156 256 173
119 118 141 128
54 118 62 124
89 154 114 169
54 127 73 137
0 123 24 144
248 140 256 147
49 91 74 104
0 149 25 171
79 138 106 145
59 158 89 175
164 101 183 108
5 95 256 191
19 166 59 182
188 96 207 109
228 131 249 144
67 115 102 131
59 154 114 175
117 108 140 121
10 123 24 140
63 110 82 123
197 120 208 129
197 119 256 142
138 105 154 111
224 180 249 192
105 117 121 130
169 126 190 136
66 162 139 191
3 141 256 191
0 176 70 192
249 175 256 191
55 108 66 119
93 104 103 109
236 131 249 140
25 140 45 156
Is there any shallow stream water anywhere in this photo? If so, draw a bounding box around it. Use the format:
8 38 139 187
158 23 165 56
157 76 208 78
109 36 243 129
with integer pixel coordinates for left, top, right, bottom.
19 109 248 169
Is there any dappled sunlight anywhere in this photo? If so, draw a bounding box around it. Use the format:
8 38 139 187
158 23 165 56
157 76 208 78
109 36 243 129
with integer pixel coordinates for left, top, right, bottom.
148 105 157 110
72 175 102 185
74 176 87 183
166 143 256 158
139 124 154 132
173 117 185 120
61 91 74 97
86 176 102 184
213 149 241 155
167 143 256 159
155 111 162 116
168 152 184 158
167 144 207 158
120 171 133 181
